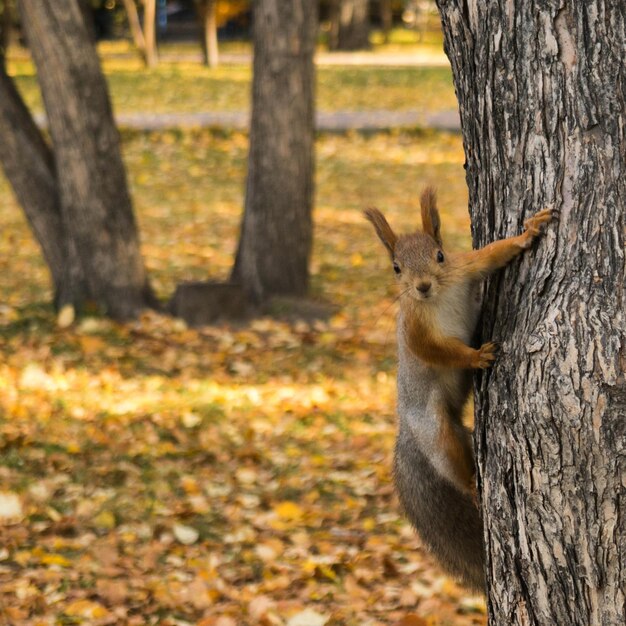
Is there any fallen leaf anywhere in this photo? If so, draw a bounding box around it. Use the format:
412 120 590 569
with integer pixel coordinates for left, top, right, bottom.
393 615 429 626
57 304 75 328
274 501 304 520
173 523 199 545
0 492 23 524
65 599 110 619
287 608 328 626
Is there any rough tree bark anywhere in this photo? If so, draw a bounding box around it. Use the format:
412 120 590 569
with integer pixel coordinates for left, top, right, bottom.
4 0 155 319
0 66 78 305
196 0 218 68
330 0 370 51
436 0 625 624
231 0 317 301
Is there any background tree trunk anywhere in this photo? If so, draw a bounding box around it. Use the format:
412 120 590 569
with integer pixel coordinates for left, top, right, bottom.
197 0 218 67
331 0 370 51
121 0 147 58
231 0 317 301
16 0 154 320
380 0 393 44
328 0 340 50
0 0 12 67
436 1 625 623
0 66 84 308
143 0 158 68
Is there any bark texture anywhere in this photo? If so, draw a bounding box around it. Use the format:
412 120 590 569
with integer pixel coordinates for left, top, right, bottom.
11 0 154 319
0 66 77 305
436 0 625 624
231 0 316 301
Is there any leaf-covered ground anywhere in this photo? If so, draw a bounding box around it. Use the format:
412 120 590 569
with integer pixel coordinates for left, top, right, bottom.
0 125 485 625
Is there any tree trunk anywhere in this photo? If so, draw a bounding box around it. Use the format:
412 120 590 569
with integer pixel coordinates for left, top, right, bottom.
143 0 158 68
328 0 340 50
436 1 625 624
121 0 146 57
231 0 317 302
197 0 218 68
0 66 86 308
332 0 370 51
380 0 392 43
0 0 12 67
16 0 154 320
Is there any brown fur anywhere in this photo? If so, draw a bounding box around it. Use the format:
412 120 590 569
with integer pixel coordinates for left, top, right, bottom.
420 186 442 245
403 305 496 370
364 207 397 258
438 401 476 491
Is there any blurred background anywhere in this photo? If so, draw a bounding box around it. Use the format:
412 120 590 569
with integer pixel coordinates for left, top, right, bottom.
0 1 480 625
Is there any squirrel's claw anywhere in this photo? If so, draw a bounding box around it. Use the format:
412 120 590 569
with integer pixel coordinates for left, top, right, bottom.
520 208 556 248
475 341 499 369
523 207 555 232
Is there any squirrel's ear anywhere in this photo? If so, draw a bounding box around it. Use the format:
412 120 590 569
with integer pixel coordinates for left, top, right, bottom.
420 186 442 246
364 208 398 258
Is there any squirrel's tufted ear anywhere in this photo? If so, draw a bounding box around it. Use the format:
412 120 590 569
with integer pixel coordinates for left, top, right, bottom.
420 186 442 246
364 208 398 259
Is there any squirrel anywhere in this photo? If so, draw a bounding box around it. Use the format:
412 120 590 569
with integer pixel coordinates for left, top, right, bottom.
364 187 553 591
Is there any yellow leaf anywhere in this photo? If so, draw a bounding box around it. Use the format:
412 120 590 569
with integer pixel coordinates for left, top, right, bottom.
78 335 106 354
350 252 363 266
65 599 110 619
274 501 303 521
40 553 71 567
93 510 116 530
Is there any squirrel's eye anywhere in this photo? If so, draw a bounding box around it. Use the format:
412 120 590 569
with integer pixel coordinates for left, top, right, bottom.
393 262 401 274
436 251 445 263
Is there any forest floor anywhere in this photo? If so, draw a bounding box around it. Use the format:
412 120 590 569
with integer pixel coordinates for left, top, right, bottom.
0 36 486 626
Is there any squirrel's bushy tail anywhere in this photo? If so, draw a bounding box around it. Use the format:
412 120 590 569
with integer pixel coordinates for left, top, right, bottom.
394 423 485 592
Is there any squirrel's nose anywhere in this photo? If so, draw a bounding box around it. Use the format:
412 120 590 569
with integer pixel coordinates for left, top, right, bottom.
416 281 432 294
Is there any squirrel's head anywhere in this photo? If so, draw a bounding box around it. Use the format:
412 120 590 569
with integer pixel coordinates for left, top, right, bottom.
364 186 446 302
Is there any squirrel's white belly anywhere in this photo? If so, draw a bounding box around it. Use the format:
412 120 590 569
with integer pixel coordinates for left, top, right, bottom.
436 281 480 343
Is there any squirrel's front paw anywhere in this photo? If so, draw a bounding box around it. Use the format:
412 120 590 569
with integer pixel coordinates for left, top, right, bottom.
520 208 555 248
474 341 498 369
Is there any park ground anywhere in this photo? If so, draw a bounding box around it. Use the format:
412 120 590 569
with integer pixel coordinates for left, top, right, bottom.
0 34 486 626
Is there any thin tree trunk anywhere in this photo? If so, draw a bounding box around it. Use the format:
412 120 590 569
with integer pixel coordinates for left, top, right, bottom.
0 0 11 67
231 0 317 301
121 0 146 57
436 1 625 624
334 0 370 51
380 0 392 44
197 0 218 68
328 0 340 50
0 66 85 308
143 0 158 68
18 0 155 320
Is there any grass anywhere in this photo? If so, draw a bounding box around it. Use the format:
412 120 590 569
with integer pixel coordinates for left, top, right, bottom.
6 28 456 116
8 62 455 116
